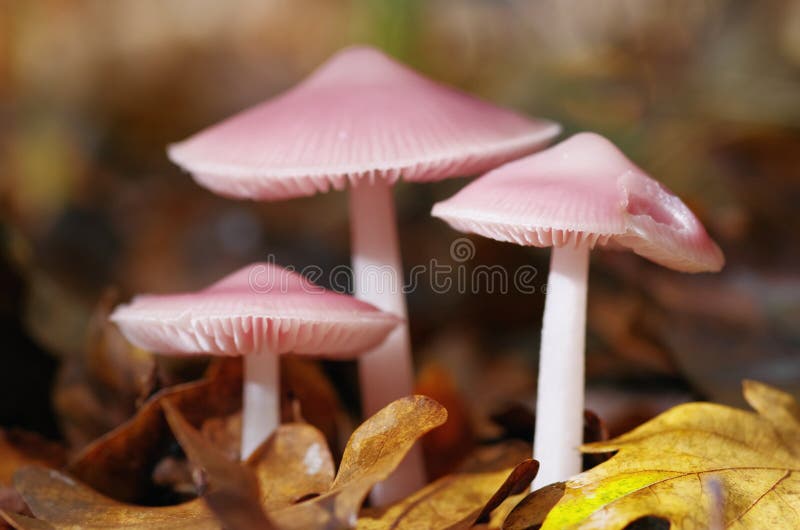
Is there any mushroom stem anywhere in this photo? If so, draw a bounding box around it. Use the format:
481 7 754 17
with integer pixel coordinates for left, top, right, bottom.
532 244 589 489
349 179 425 504
241 353 280 460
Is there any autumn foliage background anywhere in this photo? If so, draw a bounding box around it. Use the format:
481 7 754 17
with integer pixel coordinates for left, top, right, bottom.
1 0 799 516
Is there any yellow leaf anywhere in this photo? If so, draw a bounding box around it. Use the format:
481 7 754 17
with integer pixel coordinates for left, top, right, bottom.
515 380 800 530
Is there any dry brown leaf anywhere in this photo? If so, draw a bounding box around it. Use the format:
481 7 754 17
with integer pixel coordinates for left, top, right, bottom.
269 395 447 529
164 395 444 529
10 396 445 530
356 441 538 530
513 380 800 529
10 467 219 530
67 357 242 502
247 423 335 510
163 402 275 530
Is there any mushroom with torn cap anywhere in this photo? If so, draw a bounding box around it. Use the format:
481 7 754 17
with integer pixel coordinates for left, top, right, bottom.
432 132 724 488
167 45 560 500
111 262 400 459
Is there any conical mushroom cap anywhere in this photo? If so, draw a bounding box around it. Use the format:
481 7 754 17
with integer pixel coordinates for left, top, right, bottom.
169 46 560 200
111 263 400 357
432 133 724 273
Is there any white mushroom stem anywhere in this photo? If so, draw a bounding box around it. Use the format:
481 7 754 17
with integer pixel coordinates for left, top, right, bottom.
241 353 280 459
349 178 425 505
532 244 589 490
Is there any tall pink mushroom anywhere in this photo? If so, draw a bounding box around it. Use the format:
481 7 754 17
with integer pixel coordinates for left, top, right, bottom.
432 132 724 488
167 46 560 500
111 262 399 459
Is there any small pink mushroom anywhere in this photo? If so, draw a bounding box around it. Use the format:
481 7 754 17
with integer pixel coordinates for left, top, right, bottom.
432 132 723 488
111 262 399 459
167 45 560 501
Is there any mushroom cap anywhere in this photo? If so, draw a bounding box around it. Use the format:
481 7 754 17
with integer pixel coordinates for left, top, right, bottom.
110 263 400 357
432 132 724 273
168 46 560 201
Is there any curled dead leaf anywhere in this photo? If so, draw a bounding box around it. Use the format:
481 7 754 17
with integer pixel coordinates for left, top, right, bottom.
270 395 447 530
168 395 446 529
247 423 335 510
163 401 275 530
67 357 241 502
10 396 445 530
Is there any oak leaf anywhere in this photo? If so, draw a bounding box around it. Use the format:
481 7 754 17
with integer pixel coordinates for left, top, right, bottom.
509 380 800 530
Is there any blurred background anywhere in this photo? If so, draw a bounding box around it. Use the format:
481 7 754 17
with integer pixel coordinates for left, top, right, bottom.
2 0 799 447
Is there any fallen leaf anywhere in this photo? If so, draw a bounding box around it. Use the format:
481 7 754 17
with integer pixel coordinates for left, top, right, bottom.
170 396 447 530
67 357 242 502
10 467 219 530
357 441 538 530
162 402 275 530
270 395 446 529
11 396 445 530
247 423 335 509
526 380 800 529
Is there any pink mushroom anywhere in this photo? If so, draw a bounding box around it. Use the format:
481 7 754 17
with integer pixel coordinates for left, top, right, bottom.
167 45 560 500
111 262 399 459
432 132 724 488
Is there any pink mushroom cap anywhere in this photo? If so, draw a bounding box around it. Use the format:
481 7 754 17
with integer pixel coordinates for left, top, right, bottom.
110 263 400 357
168 46 561 201
432 132 724 273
